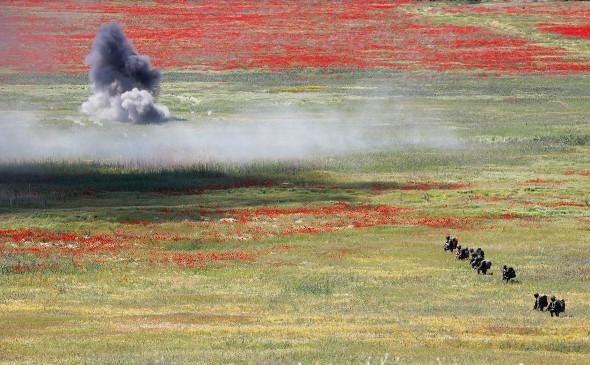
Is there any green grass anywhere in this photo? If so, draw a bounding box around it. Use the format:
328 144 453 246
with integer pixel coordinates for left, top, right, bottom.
1 70 589 364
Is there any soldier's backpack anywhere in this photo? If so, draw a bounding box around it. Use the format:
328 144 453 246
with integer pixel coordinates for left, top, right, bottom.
557 299 565 312
507 267 516 279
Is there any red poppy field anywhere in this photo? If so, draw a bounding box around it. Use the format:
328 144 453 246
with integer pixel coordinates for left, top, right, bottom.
5 176 583 275
3 0 590 75
1 1 590 364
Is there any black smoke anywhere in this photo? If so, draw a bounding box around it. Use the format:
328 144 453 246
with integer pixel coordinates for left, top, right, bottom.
82 20 169 124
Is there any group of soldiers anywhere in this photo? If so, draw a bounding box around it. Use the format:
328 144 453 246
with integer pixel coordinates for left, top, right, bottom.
533 293 566 317
444 235 566 317
443 235 513 279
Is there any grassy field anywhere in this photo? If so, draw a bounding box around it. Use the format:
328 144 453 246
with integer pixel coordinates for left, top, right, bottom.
1 1 590 364
1 70 589 364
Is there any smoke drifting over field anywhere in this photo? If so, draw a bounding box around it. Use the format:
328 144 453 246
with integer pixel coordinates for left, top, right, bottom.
82 20 169 124
0 108 458 165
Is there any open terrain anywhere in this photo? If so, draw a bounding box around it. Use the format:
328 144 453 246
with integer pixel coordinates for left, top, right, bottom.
1 1 589 364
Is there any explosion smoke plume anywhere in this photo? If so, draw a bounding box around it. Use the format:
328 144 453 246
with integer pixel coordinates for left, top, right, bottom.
82 20 169 124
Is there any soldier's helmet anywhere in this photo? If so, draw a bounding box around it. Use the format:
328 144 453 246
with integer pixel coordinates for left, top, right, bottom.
534 293 539 298
446 235 450 240
502 265 507 269
550 295 556 301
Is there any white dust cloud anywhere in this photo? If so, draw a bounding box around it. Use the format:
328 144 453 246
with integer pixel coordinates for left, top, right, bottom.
0 106 458 165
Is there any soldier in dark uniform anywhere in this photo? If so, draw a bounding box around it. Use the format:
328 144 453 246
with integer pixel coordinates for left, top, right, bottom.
471 247 484 259
470 248 485 268
455 245 469 260
471 255 484 269
444 236 458 252
533 293 540 310
476 259 492 275
548 296 565 317
533 293 548 311
502 265 516 282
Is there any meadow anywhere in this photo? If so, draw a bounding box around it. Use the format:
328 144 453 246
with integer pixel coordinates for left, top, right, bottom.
1 1 590 364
